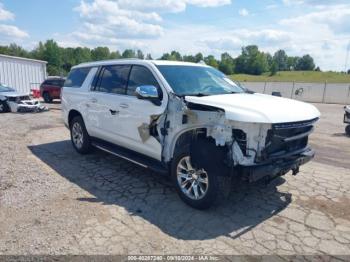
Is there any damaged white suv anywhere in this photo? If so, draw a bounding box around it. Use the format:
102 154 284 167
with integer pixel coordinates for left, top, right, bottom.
62 60 320 209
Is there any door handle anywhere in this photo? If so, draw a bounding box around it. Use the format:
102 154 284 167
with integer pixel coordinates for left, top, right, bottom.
119 103 129 109
109 109 119 115
90 98 97 103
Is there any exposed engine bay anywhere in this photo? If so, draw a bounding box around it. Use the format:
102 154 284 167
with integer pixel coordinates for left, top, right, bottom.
148 94 318 182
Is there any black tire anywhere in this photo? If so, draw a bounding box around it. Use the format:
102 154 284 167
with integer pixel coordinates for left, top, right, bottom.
346 125 350 137
171 141 231 210
43 92 52 103
0 100 10 113
70 116 92 154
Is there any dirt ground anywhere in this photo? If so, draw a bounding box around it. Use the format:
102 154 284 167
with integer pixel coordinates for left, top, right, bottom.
0 102 350 255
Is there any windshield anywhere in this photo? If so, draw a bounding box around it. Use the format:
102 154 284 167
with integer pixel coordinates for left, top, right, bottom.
0 84 14 92
157 65 245 96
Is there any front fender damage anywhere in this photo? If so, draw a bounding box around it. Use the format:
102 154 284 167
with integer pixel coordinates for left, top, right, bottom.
153 94 271 167
134 94 271 169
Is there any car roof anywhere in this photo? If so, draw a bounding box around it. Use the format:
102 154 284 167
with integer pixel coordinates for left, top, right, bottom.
46 76 66 80
72 59 209 69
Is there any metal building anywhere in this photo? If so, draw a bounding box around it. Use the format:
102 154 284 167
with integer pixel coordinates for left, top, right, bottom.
0 54 47 94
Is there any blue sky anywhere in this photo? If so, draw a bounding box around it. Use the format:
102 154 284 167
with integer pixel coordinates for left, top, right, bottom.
0 0 349 71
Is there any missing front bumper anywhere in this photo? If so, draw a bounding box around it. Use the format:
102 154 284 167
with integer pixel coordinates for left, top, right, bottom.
241 148 315 183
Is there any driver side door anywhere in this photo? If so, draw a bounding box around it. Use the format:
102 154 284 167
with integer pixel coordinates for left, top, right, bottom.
113 65 166 161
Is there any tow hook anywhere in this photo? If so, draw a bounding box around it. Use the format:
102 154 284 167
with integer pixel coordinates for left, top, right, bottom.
292 166 300 176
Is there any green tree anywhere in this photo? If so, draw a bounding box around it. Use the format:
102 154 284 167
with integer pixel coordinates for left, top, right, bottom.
74 47 92 63
109 51 121 59
273 50 288 71
61 47 76 73
91 47 110 61
160 51 182 61
137 50 144 59
110 51 121 59
218 52 235 75
183 55 196 62
170 51 182 61
146 53 153 60
204 55 218 68
194 52 204 63
287 56 299 70
160 53 171 60
295 54 315 71
235 45 268 75
32 40 62 76
6 43 30 58
122 49 136 58
270 61 278 76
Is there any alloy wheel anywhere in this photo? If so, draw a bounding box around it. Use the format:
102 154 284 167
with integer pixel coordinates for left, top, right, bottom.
176 156 209 200
72 122 84 149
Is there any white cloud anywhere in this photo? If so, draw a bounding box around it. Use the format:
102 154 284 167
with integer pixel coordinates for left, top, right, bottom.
0 24 28 38
265 4 278 10
69 0 231 48
280 4 350 34
234 29 292 46
239 8 249 16
0 3 28 43
0 3 14 21
117 0 231 13
54 0 348 71
282 0 303 6
282 0 348 6
72 0 164 45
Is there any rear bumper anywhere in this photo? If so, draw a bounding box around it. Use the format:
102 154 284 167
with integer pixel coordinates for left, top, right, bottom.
241 147 315 183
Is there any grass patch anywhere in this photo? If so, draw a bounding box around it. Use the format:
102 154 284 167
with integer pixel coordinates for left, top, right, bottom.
231 71 350 83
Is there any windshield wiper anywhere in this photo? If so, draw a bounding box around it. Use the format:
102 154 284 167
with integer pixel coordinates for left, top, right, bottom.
179 93 210 97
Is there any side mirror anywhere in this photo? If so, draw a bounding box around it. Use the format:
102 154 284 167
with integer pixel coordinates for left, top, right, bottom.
135 85 161 105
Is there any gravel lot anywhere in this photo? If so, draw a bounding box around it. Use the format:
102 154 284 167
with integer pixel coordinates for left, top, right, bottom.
0 102 350 255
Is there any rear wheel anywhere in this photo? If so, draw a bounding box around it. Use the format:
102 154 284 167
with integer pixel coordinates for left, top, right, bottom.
70 116 92 154
0 100 10 113
43 92 52 103
346 125 350 137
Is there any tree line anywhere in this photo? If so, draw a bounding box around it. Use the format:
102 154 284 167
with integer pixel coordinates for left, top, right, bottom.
0 40 318 76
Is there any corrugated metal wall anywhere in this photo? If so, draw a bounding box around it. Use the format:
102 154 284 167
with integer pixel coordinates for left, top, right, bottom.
243 81 350 104
0 55 47 94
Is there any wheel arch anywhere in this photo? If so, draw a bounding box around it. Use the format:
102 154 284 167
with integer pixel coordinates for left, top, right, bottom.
169 126 210 159
68 109 83 128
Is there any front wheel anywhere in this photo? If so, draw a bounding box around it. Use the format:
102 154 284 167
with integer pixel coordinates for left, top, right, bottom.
346 125 350 137
0 100 10 113
171 151 231 209
70 116 92 154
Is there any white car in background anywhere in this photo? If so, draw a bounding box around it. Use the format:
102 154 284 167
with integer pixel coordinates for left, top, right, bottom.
62 60 320 209
0 84 46 113
344 105 350 136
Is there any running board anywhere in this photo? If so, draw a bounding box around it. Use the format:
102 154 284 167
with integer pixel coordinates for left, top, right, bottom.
91 138 168 175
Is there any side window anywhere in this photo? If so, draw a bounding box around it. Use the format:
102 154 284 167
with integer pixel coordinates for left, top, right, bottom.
58 80 65 87
51 80 61 86
64 67 91 88
127 66 160 96
98 65 130 95
43 80 54 86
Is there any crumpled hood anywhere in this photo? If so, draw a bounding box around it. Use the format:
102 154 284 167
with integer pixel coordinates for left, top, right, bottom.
185 93 320 124
0 91 28 97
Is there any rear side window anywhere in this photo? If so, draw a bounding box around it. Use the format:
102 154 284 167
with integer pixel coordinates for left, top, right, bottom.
127 66 160 96
43 80 54 86
64 68 91 88
97 65 130 94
